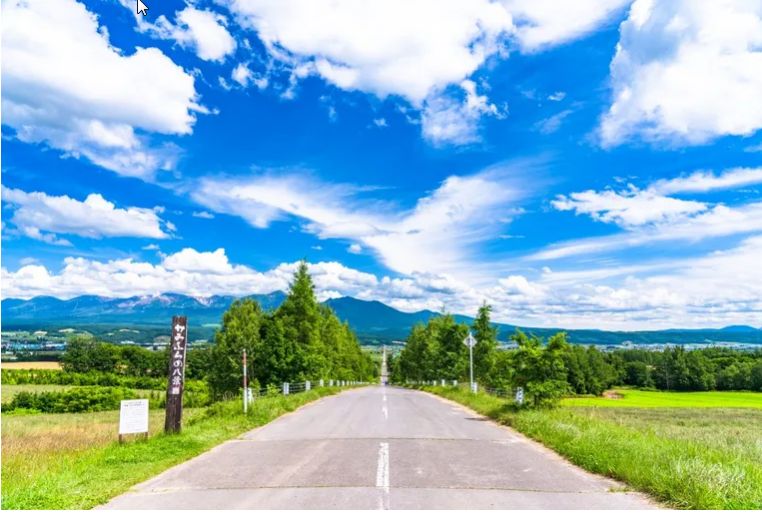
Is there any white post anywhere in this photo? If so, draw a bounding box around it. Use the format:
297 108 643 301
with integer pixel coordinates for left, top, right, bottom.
306 380 311 391
283 382 290 395
469 339 475 393
243 349 248 414
319 379 324 387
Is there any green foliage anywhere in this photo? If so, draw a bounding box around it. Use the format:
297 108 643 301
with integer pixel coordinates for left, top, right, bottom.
206 261 376 397
472 302 498 383
2 387 137 413
392 313 470 382
1 387 343 509
422 386 762 509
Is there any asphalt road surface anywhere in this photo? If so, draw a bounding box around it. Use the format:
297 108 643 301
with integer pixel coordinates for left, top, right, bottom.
102 385 657 509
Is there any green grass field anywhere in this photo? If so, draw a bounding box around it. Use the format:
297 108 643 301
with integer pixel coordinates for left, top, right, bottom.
1 387 345 509
562 389 762 409
421 386 762 509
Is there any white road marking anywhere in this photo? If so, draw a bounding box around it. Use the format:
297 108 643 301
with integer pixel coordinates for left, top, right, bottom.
376 441 390 509
382 405 388 420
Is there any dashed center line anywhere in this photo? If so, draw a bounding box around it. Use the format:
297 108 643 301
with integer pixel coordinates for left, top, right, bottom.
376 441 390 509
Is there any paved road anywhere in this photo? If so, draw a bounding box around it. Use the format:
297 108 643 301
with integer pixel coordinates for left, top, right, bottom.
103 386 656 509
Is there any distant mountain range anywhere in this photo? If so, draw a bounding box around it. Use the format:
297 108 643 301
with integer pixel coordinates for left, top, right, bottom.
2 293 761 345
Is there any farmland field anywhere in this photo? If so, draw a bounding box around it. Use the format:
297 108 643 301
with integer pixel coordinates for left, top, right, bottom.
1 361 62 370
421 386 762 509
562 389 762 409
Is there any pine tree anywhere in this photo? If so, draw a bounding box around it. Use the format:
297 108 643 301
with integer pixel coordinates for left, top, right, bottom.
472 302 498 383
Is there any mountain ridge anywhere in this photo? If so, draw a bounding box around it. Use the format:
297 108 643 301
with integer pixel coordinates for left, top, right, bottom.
2 293 761 345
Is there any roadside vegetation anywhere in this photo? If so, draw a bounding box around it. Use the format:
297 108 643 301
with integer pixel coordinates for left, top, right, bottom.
419 385 762 509
1 387 344 509
389 304 762 405
1 262 376 509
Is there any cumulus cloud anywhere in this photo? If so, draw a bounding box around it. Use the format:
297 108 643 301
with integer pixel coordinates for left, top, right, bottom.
189 165 525 277
2 0 204 178
3 238 761 329
1 187 171 243
600 0 762 146
505 0 630 51
142 6 237 62
224 0 630 144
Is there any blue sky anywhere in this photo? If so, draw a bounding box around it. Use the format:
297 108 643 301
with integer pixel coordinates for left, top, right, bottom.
2 0 762 329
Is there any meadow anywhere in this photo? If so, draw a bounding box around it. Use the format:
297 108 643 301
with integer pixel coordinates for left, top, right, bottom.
1 387 345 509
420 386 762 509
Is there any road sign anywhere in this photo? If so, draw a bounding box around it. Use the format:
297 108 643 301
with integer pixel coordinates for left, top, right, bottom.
515 387 524 405
119 399 148 435
463 332 476 348
165 316 188 433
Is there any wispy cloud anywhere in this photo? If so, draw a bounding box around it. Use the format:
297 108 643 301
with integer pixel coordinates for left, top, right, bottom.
189 163 529 278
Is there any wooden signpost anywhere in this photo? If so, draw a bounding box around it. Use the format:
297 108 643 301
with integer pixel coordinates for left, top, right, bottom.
165 316 188 433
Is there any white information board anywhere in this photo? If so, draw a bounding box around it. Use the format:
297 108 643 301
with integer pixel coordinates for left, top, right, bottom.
119 399 149 435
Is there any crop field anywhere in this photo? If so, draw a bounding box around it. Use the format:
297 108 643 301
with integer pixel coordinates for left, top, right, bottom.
562 389 762 409
1 361 62 370
422 386 762 509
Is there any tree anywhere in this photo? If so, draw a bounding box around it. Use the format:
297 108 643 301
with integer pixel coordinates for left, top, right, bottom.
511 331 570 407
277 261 325 379
207 299 263 398
472 303 498 384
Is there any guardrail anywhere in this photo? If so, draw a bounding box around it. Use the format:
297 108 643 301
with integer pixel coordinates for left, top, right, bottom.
394 379 523 403
221 379 372 403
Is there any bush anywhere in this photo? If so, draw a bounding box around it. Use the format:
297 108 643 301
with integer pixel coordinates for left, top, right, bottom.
2 387 138 413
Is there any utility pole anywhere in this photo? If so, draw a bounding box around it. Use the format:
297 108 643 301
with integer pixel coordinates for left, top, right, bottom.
243 349 248 414
464 331 476 393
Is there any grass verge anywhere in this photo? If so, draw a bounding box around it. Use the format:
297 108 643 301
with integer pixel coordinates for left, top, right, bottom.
1 386 345 509
418 386 762 510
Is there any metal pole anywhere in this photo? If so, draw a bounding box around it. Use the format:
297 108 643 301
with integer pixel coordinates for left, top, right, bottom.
243 349 248 414
469 341 474 393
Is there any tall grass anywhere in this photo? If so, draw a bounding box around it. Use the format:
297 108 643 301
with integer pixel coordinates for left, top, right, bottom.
420 386 762 509
1 387 344 509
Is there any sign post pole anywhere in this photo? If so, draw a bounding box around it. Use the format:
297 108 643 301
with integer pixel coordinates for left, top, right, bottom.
464 331 476 393
165 316 188 433
243 349 248 414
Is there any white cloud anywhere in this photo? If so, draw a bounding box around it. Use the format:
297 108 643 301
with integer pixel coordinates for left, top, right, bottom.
162 248 235 273
650 167 762 195
535 109 573 134
348 243 363 254
3 238 761 329
192 210 215 219
190 165 524 277
552 187 707 228
600 0 762 146
145 7 237 62
421 80 505 145
547 91 566 101
225 0 627 145
2 0 204 178
2 187 170 243
505 0 630 51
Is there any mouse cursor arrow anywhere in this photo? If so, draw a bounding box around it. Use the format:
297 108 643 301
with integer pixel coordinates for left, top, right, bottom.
136 0 148 15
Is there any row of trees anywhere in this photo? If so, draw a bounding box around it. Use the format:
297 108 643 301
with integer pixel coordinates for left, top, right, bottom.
206 262 376 397
59 262 376 399
61 336 210 380
390 305 762 406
